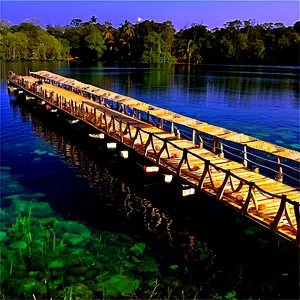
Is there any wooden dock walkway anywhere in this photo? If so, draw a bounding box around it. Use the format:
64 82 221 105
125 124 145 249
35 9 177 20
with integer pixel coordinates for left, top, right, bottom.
7 71 300 247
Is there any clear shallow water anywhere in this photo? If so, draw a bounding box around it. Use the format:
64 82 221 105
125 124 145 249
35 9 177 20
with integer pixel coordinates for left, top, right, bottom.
0 63 299 299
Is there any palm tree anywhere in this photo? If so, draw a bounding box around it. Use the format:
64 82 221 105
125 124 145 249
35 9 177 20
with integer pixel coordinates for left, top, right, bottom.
90 16 97 24
120 20 134 54
178 39 200 64
104 25 118 55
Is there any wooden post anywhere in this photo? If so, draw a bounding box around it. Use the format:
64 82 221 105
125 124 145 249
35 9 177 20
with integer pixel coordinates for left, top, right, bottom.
241 182 255 215
192 129 196 144
216 170 231 200
271 195 287 231
276 156 283 182
160 118 163 129
198 160 210 189
171 122 174 133
198 135 203 148
104 111 108 132
213 137 218 153
219 142 224 158
243 146 248 167
119 120 123 142
82 103 85 120
94 107 97 125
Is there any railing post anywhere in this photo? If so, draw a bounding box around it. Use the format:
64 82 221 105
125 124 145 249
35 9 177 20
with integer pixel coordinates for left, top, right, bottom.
143 132 153 156
198 134 203 148
94 107 97 125
119 120 123 142
147 111 150 123
156 139 168 164
103 111 108 132
241 182 255 215
216 169 231 200
276 156 283 182
219 142 224 158
243 146 248 168
271 195 287 232
111 116 116 133
160 118 163 129
177 149 187 176
171 122 174 133
213 137 218 153
192 129 196 144
198 160 210 189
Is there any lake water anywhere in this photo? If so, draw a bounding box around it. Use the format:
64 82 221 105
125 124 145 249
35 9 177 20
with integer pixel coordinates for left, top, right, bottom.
0 62 299 299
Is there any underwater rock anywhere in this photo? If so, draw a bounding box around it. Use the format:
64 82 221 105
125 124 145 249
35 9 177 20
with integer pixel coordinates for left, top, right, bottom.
30 259 48 271
51 268 66 277
63 232 84 245
104 274 140 297
14 270 27 279
66 276 82 283
82 255 95 266
69 266 89 276
38 216 60 227
129 242 146 254
34 149 48 155
48 260 65 269
92 262 103 270
65 257 81 267
136 260 160 274
105 261 120 274
85 269 98 278
101 244 119 257
86 280 102 293
57 221 91 239
17 277 41 295
10 200 53 218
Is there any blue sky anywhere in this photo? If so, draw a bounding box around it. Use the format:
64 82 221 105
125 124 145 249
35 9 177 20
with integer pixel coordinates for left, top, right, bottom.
1 1 299 30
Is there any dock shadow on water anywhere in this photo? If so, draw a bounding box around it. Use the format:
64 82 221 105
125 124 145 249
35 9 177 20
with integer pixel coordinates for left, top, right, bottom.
0 93 299 299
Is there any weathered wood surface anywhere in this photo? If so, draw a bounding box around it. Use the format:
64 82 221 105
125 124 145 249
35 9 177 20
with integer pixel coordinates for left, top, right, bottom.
8 72 300 247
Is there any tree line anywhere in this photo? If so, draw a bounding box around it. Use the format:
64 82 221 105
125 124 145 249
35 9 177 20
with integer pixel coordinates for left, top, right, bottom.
1 17 299 65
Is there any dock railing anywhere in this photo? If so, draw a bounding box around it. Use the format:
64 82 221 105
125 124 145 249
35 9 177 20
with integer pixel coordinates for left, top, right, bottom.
8 72 300 246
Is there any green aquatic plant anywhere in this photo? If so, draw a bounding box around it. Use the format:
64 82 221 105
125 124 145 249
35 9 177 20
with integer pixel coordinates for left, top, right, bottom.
1 207 167 299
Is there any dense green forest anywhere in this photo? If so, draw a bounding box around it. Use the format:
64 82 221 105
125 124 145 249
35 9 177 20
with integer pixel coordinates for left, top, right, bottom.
1 17 299 65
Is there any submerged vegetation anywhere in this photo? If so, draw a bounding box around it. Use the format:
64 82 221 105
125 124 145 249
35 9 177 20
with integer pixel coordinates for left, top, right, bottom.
0 91 298 299
0 17 299 65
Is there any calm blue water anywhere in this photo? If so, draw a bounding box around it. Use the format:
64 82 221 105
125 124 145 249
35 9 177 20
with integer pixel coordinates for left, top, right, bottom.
3 62 300 149
0 62 299 299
